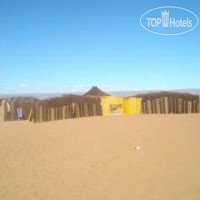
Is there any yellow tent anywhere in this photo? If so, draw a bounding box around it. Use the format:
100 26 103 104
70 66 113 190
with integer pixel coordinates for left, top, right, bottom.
124 97 142 114
101 96 124 116
101 96 142 116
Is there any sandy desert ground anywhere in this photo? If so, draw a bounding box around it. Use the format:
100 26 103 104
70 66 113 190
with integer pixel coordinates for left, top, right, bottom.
0 114 200 200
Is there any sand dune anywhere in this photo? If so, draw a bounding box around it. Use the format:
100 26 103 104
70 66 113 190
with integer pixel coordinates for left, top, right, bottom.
0 115 200 200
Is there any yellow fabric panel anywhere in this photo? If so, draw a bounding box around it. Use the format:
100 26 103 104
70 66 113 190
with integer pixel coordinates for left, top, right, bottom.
101 96 124 116
124 98 142 114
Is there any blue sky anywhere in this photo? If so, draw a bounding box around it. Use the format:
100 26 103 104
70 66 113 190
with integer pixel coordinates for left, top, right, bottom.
0 0 199 94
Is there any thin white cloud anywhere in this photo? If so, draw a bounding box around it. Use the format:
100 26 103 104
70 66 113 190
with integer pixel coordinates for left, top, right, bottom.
19 83 27 88
149 74 161 79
